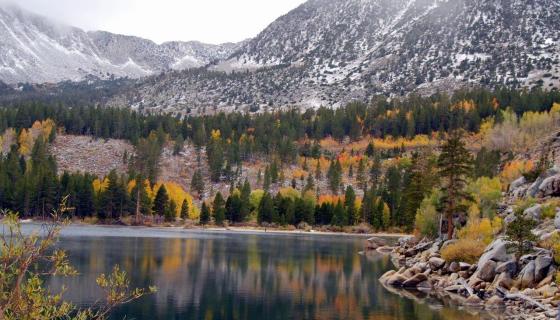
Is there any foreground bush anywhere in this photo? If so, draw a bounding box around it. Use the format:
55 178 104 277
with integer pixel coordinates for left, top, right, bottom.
441 239 486 264
0 200 155 319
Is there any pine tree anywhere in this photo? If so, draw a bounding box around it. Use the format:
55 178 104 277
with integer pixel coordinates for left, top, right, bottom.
437 131 474 239
258 192 275 224
213 192 226 226
153 185 169 216
327 159 342 194
365 142 375 157
180 199 189 220
332 200 347 227
505 209 538 260
356 158 367 191
315 161 322 180
191 169 204 197
369 156 381 188
304 174 315 193
263 167 271 191
164 200 177 222
239 179 251 221
200 202 211 225
344 186 358 225
401 152 435 231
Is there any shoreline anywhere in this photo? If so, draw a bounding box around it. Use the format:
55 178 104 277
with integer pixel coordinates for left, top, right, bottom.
18 220 409 239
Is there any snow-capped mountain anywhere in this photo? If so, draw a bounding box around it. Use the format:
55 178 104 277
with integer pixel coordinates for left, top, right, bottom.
0 4 239 84
108 0 560 113
1 0 559 113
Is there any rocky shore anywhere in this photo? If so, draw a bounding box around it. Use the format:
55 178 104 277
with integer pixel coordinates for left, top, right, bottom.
373 236 558 319
368 165 560 320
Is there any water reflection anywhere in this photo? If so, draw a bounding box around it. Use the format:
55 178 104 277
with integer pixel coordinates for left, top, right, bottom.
45 229 483 320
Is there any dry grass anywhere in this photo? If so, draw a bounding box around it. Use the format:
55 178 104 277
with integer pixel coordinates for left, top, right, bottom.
441 239 486 264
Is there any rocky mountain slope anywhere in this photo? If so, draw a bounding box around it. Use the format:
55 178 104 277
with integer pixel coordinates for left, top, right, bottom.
1 0 559 113
0 4 239 84
106 0 560 113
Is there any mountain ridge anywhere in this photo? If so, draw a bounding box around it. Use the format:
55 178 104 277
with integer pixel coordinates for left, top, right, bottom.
0 4 241 84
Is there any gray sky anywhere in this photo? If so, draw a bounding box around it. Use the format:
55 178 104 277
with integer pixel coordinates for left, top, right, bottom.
4 0 306 44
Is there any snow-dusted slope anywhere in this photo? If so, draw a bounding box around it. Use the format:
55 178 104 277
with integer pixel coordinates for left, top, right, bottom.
0 4 238 84
107 0 560 113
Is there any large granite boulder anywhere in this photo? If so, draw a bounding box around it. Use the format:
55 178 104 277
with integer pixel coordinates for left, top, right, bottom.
478 260 497 282
534 255 553 282
509 176 526 192
478 239 512 268
428 257 445 271
402 273 428 288
538 174 560 197
518 260 536 289
496 260 518 276
523 204 542 220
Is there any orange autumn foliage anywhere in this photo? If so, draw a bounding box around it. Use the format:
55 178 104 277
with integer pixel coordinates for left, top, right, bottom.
500 160 534 186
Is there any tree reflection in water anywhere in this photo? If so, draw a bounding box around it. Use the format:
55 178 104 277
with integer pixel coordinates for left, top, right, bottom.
47 230 484 320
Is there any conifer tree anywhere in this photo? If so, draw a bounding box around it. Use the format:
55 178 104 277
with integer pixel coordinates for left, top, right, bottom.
200 202 210 225
239 179 251 221
344 186 358 225
327 159 342 194
258 193 275 224
153 185 169 217
437 131 473 239
180 199 189 220
213 192 226 226
191 169 205 198
332 200 347 227
164 200 177 222
356 158 367 191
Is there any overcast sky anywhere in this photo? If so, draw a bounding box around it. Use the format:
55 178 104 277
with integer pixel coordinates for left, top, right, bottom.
3 0 306 44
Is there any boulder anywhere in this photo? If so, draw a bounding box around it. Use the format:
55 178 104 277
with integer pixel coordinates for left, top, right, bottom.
534 255 552 282
366 236 387 250
459 262 471 271
509 176 526 191
555 210 560 229
379 270 396 283
523 204 542 220
495 272 514 290
429 257 445 271
376 246 394 254
518 260 536 289
448 262 460 273
402 273 428 288
485 295 505 308
477 239 512 268
528 176 545 197
465 295 482 305
538 174 560 197
478 260 497 282
387 273 408 286
416 280 432 290
496 260 518 276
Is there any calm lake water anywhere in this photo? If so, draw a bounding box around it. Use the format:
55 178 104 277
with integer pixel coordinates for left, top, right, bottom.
20 224 488 319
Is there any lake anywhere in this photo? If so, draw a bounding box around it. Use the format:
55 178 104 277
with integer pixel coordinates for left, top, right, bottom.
22 224 488 319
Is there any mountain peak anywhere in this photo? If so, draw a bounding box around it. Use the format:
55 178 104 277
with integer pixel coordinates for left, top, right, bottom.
0 4 240 84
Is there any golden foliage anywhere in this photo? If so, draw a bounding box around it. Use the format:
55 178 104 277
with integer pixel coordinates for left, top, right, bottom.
318 195 344 205
93 178 109 193
291 168 308 180
500 160 534 186
443 216 502 263
441 239 486 264
153 182 197 219
18 128 34 156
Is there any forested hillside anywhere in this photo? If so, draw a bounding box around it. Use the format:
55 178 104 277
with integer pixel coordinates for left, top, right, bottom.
1 86 559 233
